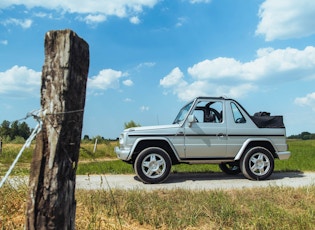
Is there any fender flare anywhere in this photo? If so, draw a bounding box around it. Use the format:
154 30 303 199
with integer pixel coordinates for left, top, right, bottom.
130 136 181 162
234 138 277 161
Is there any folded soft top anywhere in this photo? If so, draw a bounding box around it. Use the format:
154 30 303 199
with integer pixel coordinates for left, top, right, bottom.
250 112 285 128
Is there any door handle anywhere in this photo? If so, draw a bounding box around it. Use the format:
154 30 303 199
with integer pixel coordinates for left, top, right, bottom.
217 133 226 138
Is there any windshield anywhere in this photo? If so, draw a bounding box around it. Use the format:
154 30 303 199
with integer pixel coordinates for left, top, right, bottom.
173 101 193 124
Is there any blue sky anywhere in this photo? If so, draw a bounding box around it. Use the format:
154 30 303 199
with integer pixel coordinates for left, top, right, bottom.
1 0 315 138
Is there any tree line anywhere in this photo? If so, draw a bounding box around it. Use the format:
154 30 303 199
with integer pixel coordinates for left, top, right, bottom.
287 131 315 140
1 119 314 142
0 120 31 143
81 120 141 143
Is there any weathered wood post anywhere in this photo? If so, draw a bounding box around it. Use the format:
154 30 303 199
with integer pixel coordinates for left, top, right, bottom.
26 29 89 229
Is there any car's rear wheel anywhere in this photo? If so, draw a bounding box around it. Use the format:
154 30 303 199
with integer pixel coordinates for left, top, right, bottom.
134 147 172 184
219 162 241 175
240 147 274 180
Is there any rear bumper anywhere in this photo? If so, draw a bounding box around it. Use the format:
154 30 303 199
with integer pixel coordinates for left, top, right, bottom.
277 151 291 160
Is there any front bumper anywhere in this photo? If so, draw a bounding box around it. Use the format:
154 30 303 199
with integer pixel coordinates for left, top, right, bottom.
277 151 291 160
114 146 131 161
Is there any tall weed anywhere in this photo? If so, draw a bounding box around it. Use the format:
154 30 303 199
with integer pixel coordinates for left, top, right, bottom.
1 185 315 229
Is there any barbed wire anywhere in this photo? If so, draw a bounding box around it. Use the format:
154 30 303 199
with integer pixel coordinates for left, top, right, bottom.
7 108 85 125
0 110 42 188
45 109 84 115
0 108 85 188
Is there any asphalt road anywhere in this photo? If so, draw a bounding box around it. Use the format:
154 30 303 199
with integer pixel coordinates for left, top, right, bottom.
75 172 315 191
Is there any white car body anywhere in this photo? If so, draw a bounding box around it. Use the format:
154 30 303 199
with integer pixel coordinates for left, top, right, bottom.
115 96 290 183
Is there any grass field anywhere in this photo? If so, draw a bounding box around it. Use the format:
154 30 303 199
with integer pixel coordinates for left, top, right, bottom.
0 139 314 229
1 183 314 229
1 139 314 176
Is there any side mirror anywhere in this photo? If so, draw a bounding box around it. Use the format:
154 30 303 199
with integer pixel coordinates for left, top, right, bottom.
188 115 196 127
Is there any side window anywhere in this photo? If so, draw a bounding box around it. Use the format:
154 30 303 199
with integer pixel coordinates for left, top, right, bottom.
208 102 223 123
231 102 246 123
193 109 204 123
192 101 207 122
192 101 223 123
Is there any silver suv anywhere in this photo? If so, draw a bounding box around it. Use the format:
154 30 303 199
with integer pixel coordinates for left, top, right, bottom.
115 96 290 184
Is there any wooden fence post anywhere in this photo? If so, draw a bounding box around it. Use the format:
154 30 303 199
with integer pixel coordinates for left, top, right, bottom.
26 29 89 230
93 138 98 153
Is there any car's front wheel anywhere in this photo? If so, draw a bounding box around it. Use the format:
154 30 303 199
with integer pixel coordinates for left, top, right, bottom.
240 147 274 180
134 147 172 184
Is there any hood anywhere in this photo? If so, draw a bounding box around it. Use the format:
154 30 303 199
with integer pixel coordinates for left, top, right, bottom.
124 124 181 134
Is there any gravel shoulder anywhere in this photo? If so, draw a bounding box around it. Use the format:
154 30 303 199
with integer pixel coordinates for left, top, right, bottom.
75 171 315 191
7 172 315 190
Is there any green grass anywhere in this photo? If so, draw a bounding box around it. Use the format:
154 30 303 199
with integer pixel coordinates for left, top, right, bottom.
1 140 315 229
76 139 315 175
77 160 134 174
275 139 315 171
0 139 314 176
78 186 315 229
1 184 315 229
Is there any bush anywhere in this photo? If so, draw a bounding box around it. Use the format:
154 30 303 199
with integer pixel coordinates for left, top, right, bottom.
11 136 26 144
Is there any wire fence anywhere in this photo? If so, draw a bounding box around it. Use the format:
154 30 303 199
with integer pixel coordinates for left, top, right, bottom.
0 110 42 188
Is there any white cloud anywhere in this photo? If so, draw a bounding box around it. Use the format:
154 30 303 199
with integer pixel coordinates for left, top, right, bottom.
176 17 187 27
188 46 315 81
124 98 133 102
0 65 41 96
295 92 315 111
1 18 33 29
175 80 210 101
135 62 156 70
81 14 107 25
88 69 127 90
123 79 134 86
160 67 186 88
140 105 149 112
0 0 159 24
161 46 315 101
189 0 211 4
34 12 53 18
188 58 242 80
220 84 257 99
256 0 315 41
130 16 140 24
160 68 257 101
0 40 8 45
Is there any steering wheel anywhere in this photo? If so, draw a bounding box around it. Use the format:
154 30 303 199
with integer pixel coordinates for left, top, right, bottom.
235 117 245 123
209 108 222 122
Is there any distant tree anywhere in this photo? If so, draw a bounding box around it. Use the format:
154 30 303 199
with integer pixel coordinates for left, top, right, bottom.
11 136 26 144
0 120 11 137
91 135 107 144
18 122 31 140
0 120 31 142
83 135 90 141
10 121 19 140
124 120 141 129
288 131 315 140
301 131 311 140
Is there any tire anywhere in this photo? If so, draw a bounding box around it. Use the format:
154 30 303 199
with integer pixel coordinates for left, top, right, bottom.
240 147 274 180
219 162 241 175
134 147 172 184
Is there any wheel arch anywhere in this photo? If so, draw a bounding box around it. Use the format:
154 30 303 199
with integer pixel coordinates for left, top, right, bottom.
130 138 180 165
234 139 277 160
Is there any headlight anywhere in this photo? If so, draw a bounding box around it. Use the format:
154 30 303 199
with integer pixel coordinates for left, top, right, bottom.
119 134 124 145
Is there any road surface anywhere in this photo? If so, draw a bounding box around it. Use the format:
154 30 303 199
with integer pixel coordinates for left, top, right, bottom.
74 172 315 190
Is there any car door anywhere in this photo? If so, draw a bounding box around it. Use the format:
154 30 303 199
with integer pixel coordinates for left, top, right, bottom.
184 99 227 159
